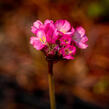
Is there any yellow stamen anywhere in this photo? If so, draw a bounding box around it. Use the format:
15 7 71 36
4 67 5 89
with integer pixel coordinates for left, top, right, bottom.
65 49 72 55
40 38 43 42
40 36 46 43
69 51 72 54
60 29 66 34
62 30 66 33
42 36 46 43
64 40 69 44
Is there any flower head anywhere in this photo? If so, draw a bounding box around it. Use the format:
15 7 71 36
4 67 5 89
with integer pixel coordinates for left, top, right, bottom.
30 19 88 60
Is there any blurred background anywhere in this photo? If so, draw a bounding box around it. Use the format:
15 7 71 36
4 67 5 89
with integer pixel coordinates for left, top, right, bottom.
0 0 109 109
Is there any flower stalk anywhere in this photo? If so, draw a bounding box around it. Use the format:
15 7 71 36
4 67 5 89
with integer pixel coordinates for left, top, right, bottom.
48 60 56 109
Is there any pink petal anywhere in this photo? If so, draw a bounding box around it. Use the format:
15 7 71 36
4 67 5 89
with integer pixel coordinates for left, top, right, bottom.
78 42 88 49
71 46 76 55
30 37 45 50
31 26 37 34
45 23 58 44
30 36 36 45
33 20 43 28
63 31 73 36
81 35 88 43
76 26 85 37
31 20 43 34
63 55 74 59
55 20 71 33
36 29 46 39
71 27 75 33
72 26 88 49
44 19 54 25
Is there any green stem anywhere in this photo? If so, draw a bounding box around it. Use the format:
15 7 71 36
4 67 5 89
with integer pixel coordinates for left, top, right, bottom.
48 61 56 109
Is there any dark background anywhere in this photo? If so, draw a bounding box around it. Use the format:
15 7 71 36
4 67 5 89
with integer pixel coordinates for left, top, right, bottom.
0 0 109 109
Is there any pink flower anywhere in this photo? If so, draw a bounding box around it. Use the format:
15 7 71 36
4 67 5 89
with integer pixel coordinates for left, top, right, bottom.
30 20 58 50
59 45 76 59
31 19 55 34
55 20 72 35
30 29 47 50
60 35 72 46
72 26 88 49
44 23 59 44
30 37 45 50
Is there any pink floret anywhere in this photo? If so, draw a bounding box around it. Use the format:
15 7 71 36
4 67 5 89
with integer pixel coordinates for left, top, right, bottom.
30 37 45 50
45 23 58 44
55 20 71 35
59 45 76 60
60 35 72 46
72 26 88 49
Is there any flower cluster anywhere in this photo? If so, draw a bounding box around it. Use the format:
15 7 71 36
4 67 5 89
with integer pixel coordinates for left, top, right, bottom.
30 19 88 60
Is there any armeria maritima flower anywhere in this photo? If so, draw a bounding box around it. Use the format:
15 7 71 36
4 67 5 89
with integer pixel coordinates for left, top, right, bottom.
30 19 88 60
71 26 88 49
